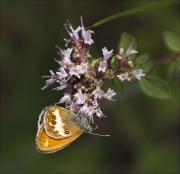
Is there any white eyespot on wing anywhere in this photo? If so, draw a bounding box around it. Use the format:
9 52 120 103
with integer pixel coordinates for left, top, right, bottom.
51 109 68 136
43 139 49 147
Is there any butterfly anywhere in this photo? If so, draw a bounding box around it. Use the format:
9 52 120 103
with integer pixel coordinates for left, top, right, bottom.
36 105 108 154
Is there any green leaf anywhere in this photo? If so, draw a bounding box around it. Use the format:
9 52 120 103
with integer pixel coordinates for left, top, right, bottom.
118 32 137 60
110 56 116 69
136 54 150 64
91 58 101 68
140 75 171 99
114 76 125 92
163 30 180 53
142 60 154 72
153 61 176 82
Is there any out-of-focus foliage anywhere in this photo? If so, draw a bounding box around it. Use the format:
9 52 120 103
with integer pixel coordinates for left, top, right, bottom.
1 1 179 173
118 32 137 60
140 75 172 99
163 30 180 53
114 76 125 92
117 32 172 98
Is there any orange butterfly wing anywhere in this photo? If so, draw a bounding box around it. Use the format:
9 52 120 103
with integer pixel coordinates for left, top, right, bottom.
36 105 85 153
36 124 84 153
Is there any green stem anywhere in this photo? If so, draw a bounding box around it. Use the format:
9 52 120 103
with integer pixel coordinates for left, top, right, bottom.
86 1 178 30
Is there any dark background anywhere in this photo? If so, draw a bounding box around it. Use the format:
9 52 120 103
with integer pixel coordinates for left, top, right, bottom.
1 1 179 173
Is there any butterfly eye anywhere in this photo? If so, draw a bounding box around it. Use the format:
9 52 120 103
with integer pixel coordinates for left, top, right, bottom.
65 130 69 134
51 120 56 125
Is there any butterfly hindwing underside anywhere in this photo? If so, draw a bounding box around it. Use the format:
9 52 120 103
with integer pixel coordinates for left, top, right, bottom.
36 105 85 153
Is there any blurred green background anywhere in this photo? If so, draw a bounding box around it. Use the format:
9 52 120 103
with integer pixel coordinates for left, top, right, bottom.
1 1 179 173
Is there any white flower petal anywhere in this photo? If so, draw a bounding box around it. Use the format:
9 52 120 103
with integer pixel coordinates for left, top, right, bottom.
59 93 72 104
69 66 81 78
117 73 129 81
102 47 113 61
74 89 86 105
131 69 145 80
103 88 116 101
54 79 68 90
98 61 107 72
92 87 104 99
56 67 68 79
81 17 94 45
125 41 138 58
78 63 88 74
96 108 105 118
80 104 89 115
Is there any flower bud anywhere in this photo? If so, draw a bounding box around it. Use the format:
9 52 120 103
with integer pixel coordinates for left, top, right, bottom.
116 55 122 60
122 60 129 68
103 69 115 80
119 48 124 56
87 53 92 59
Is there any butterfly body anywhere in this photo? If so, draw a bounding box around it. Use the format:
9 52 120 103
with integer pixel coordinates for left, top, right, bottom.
36 105 91 153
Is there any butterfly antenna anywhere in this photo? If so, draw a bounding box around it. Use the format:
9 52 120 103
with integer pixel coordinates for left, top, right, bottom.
88 132 110 137
89 125 110 136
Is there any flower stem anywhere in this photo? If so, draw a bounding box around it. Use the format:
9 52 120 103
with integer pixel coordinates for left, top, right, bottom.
154 53 180 65
86 1 178 30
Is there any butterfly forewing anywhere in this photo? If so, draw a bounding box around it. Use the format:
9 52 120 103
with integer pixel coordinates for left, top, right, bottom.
44 106 80 139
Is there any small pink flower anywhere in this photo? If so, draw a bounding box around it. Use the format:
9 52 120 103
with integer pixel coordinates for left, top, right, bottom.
102 47 113 61
117 73 129 81
56 67 68 79
98 60 107 72
74 89 87 105
92 87 104 99
96 107 106 118
131 69 145 80
125 41 138 58
77 63 88 74
98 47 113 72
59 93 72 104
81 16 94 45
103 88 116 101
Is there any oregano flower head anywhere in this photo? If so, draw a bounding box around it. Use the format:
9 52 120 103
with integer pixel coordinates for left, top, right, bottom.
42 17 145 122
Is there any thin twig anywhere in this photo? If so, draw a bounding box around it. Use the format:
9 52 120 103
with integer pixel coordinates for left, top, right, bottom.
154 53 180 65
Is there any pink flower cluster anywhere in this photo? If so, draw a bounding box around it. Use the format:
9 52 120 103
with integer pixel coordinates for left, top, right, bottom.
42 17 145 122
